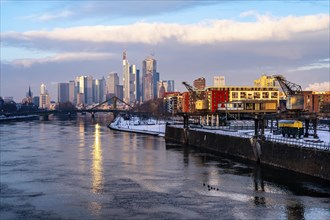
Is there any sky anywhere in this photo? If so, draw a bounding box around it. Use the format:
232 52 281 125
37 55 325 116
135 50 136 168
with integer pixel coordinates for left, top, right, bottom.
1 0 329 102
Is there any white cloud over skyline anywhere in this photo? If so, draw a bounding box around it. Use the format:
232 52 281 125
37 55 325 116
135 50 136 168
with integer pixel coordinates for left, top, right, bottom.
3 13 329 47
305 82 330 91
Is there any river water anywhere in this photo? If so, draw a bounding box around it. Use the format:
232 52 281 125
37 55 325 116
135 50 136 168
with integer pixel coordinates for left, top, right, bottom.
1 115 329 220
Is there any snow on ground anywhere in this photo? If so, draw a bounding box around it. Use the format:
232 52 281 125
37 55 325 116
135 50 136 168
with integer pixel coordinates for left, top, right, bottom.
109 116 166 136
110 116 330 150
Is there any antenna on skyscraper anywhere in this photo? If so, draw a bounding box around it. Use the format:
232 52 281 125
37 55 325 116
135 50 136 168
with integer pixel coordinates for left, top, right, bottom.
123 50 127 60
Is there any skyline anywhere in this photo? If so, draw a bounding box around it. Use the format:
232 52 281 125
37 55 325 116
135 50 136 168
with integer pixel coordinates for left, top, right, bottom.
1 0 329 101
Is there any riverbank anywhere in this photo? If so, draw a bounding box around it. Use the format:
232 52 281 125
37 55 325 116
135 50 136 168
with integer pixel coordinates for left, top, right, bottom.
0 114 39 122
165 125 330 181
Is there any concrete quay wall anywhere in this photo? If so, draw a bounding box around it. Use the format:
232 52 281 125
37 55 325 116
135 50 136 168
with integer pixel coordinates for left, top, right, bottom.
165 126 330 181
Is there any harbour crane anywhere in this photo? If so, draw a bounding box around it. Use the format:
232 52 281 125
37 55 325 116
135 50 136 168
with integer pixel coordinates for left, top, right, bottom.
272 75 303 110
182 81 208 112
272 75 302 96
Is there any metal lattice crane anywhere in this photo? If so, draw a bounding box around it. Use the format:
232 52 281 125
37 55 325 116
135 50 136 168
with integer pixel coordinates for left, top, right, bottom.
272 75 302 96
272 75 304 110
182 81 203 99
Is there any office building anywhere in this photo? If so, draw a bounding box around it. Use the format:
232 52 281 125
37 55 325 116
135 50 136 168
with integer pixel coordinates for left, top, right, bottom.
69 81 75 104
58 82 69 103
106 72 119 95
167 80 175 92
116 85 124 100
142 57 157 101
76 75 93 105
193 77 206 90
157 80 168 98
214 76 225 87
39 83 50 109
93 77 106 103
123 51 140 104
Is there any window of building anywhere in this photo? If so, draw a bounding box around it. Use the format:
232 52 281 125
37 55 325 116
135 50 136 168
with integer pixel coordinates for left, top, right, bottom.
271 92 278 98
240 92 246 99
254 92 261 99
262 92 269 99
232 92 238 99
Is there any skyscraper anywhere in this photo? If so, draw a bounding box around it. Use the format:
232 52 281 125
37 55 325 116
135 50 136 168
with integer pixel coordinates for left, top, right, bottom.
167 80 175 92
93 77 106 103
69 81 75 104
157 80 168 97
106 72 119 95
58 82 69 103
214 76 225 87
142 56 157 101
40 83 47 95
123 52 140 104
193 77 206 90
39 83 50 109
130 64 140 104
76 75 93 105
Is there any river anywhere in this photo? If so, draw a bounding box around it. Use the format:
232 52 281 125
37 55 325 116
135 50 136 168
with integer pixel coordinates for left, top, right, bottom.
0 115 329 219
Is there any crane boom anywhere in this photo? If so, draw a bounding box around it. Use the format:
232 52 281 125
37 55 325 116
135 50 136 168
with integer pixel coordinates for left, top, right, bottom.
272 75 302 96
182 81 195 93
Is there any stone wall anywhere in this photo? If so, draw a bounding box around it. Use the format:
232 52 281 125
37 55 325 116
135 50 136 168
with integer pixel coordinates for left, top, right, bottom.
165 126 330 181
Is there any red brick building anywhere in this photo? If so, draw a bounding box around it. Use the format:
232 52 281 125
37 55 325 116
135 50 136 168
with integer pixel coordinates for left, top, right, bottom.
207 88 229 112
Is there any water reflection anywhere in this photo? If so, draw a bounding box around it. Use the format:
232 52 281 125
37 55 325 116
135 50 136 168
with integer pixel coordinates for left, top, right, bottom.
253 165 266 206
286 200 305 220
78 120 87 174
91 123 103 194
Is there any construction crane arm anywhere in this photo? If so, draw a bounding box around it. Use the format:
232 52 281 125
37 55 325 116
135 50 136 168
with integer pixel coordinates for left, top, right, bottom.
182 81 195 93
272 75 302 96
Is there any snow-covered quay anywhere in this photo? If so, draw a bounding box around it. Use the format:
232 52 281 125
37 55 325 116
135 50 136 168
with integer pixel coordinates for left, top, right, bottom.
109 116 330 151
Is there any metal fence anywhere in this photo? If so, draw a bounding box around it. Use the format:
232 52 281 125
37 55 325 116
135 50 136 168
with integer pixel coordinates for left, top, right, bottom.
264 135 330 151
189 125 330 151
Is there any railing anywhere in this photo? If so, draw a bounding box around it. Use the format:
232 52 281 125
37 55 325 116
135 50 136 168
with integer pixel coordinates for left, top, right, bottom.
188 125 330 151
264 135 330 151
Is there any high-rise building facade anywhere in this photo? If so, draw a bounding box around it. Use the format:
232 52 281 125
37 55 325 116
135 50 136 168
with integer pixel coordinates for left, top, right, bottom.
93 77 106 104
76 76 93 105
157 80 168 98
123 52 140 104
116 85 124 100
106 72 119 95
142 57 157 101
69 81 75 104
193 77 206 90
130 64 140 104
167 80 175 92
214 76 225 87
58 82 69 103
39 83 50 109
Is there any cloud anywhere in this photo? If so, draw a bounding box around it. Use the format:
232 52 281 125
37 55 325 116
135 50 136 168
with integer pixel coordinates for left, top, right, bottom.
18 1 216 23
3 14 329 46
305 82 330 91
10 52 114 67
288 58 330 72
20 10 73 22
